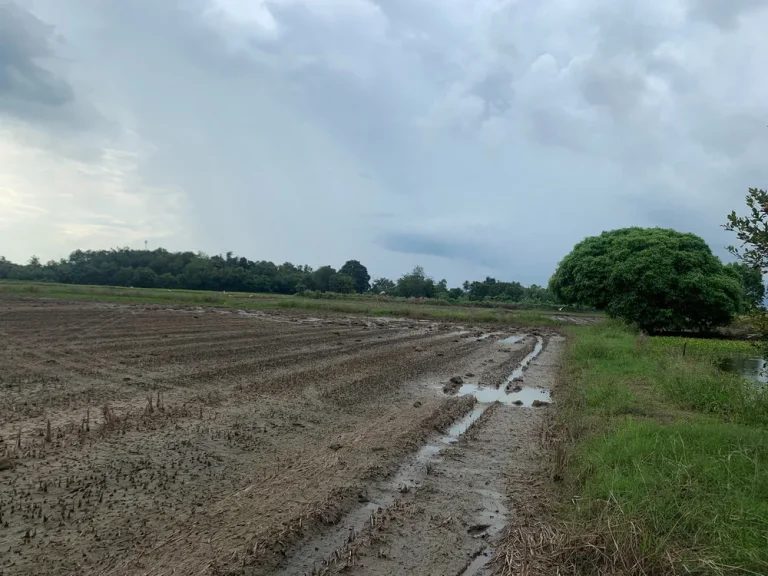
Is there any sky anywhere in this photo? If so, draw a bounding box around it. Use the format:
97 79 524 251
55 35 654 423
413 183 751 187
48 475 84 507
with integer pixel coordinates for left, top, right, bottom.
1 0 767 286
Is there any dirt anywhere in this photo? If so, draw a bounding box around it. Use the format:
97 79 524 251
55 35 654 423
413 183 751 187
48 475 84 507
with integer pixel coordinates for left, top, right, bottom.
296 336 564 576
0 298 562 575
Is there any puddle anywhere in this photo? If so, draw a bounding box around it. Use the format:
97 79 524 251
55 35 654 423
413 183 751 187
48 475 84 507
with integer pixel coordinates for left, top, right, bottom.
445 406 487 438
504 337 544 382
456 383 551 407
499 334 526 344
717 356 768 385
275 337 546 575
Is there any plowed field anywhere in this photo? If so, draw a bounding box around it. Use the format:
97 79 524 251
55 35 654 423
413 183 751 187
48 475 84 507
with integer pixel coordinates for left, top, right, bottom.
0 299 558 575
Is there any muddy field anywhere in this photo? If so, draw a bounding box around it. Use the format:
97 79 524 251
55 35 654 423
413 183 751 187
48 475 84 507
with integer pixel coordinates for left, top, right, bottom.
0 298 559 575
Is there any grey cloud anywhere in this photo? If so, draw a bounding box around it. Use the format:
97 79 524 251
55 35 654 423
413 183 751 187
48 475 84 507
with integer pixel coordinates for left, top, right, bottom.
0 2 75 120
688 0 766 29
378 231 504 269
470 70 515 118
579 65 645 120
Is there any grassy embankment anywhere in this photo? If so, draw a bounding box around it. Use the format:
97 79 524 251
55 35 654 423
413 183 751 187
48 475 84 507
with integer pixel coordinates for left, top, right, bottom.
504 323 768 575
0 280 595 326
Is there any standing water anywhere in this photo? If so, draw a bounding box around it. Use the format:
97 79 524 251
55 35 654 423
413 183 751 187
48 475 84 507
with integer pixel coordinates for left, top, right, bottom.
717 356 768 386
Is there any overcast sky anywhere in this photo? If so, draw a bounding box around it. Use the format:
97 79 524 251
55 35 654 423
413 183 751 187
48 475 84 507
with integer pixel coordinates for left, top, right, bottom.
1 0 766 286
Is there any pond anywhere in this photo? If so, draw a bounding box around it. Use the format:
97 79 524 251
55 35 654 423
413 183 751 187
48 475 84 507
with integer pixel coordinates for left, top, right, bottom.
716 356 768 384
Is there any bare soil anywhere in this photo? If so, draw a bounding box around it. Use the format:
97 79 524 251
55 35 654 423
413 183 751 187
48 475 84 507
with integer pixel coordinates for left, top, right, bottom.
0 298 560 575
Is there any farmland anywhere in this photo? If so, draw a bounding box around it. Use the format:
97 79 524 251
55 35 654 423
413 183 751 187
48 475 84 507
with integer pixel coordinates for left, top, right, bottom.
0 296 561 575
0 281 600 326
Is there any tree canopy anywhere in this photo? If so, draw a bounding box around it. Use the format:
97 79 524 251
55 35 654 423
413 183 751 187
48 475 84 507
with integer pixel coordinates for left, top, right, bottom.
339 260 370 293
725 262 765 310
395 266 436 298
549 227 744 332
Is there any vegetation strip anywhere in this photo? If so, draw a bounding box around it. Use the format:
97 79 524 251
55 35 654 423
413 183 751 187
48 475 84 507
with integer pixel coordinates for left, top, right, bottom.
516 322 768 575
0 281 596 326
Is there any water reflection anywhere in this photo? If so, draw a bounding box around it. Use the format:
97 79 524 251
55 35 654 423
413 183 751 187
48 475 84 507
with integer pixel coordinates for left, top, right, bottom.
716 356 768 384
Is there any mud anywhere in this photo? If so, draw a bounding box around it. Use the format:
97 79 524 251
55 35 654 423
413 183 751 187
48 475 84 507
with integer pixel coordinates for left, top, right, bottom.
278 336 565 576
0 298 558 575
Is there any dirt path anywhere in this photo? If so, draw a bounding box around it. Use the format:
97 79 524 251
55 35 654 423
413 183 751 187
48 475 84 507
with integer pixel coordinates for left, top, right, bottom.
276 336 564 576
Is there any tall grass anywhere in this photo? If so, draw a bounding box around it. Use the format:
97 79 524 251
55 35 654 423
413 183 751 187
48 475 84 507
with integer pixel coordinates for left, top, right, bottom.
549 322 768 575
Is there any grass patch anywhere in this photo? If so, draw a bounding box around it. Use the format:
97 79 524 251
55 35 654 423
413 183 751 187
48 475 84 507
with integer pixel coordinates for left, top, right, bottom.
0 280 575 326
278 297 560 324
547 322 768 575
651 335 758 357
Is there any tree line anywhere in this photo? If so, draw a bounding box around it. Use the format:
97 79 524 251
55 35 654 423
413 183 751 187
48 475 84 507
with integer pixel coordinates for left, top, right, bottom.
0 249 555 303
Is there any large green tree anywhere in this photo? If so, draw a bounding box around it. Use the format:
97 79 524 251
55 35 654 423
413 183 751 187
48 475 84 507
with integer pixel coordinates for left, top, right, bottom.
339 260 370 293
725 262 765 309
549 227 744 332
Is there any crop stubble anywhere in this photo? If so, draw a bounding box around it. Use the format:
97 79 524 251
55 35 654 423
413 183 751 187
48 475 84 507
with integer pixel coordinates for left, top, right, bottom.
0 299 537 575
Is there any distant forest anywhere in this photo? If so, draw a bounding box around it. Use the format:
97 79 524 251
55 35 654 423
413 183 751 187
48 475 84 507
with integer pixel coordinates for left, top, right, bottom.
0 248 555 303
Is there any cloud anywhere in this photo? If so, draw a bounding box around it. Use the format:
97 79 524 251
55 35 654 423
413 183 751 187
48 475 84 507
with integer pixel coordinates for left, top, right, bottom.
0 0 767 285
687 0 766 29
0 126 191 258
0 2 72 109
0 1 108 138
379 231 504 269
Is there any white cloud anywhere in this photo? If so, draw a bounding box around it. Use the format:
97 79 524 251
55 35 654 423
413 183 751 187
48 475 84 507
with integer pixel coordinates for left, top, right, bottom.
0 124 190 261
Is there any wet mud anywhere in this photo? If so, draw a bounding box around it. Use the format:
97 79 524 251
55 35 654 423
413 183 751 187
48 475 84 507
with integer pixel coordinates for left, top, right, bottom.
0 298 559 575
276 335 565 576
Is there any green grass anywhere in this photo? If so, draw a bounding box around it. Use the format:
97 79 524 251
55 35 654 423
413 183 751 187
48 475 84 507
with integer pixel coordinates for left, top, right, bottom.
650 335 758 357
277 297 561 324
0 280 580 326
554 322 768 574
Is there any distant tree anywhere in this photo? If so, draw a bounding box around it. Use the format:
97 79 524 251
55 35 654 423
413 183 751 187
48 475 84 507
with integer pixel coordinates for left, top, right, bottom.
157 273 180 289
0 256 11 279
725 262 765 309
339 260 371 293
396 266 435 298
328 273 356 294
0 246 549 305
522 284 555 303
550 227 744 332
132 267 157 288
464 277 524 302
311 266 336 292
371 277 395 295
115 267 135 286
448 287 464 300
